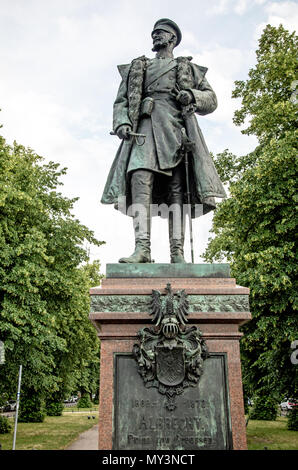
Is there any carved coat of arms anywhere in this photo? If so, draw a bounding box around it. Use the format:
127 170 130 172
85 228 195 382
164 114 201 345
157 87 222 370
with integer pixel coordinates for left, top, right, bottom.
133 283 208 410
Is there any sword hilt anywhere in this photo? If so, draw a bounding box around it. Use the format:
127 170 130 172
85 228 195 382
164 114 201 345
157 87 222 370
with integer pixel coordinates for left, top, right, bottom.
110 130 146 146
181 128 195 153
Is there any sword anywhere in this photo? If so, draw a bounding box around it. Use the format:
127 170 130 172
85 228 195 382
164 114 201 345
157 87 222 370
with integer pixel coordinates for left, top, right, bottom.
181 127 196 264
171 87 197 263
110 130 146 146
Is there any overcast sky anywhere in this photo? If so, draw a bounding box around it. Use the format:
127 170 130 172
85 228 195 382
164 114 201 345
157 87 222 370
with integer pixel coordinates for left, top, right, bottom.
0 0 297 272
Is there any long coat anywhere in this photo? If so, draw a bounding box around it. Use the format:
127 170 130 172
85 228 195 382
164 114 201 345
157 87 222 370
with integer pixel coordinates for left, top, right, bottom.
101 56 226 217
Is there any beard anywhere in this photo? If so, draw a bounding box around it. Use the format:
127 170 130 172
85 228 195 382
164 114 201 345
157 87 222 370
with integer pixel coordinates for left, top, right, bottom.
152 38 172 52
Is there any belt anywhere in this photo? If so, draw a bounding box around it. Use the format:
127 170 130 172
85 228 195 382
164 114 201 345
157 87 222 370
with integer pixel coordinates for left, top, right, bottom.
144 90 173 98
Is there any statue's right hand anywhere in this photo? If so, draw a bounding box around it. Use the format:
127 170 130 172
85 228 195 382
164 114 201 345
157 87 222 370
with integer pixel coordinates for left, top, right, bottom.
116 125 132 140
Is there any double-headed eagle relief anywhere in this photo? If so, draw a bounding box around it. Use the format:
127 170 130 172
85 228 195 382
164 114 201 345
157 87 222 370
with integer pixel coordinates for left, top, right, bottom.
133 284 208 410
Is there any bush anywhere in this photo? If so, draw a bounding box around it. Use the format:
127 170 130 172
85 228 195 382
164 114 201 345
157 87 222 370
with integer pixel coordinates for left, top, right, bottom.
287 407 298 431
18 394 46 423
249 396 278 421
46 401 64 417
0 415 12 434
77 394 92 408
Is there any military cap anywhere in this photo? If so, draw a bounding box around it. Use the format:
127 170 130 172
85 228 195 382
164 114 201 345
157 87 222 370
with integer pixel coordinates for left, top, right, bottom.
151 18 182 46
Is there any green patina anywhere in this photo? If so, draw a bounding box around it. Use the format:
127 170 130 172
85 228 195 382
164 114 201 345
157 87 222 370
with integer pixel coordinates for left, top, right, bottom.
106 263 231 279
90 294 249 313
113 353 232 450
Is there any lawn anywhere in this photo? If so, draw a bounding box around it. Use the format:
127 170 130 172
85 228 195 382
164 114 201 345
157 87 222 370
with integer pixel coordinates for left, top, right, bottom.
1 413 297 450
0 413 98 450
247 416 298 450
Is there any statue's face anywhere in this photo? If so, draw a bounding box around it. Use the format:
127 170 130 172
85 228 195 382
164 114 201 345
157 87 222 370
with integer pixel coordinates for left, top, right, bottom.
152 29 175 51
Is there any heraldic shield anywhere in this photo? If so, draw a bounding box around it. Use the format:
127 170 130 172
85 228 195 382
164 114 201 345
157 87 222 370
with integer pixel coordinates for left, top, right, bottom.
156 345 185 387
133 283 209 410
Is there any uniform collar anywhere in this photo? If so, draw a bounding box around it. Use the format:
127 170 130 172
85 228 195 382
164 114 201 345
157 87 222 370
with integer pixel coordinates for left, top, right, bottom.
145 58 177 89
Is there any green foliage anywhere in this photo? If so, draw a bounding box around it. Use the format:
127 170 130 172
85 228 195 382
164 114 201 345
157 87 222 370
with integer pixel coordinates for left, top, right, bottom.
46 391 64 416
249 396 278 421
287 407 298 431
204 25 298 398
232 24 297 144
81 259 104 287
72 340 100 400
68 262 103 400
77 394 92 409
0 132 104 419
46 401 64 417
0 415 12 434
18 393 46 423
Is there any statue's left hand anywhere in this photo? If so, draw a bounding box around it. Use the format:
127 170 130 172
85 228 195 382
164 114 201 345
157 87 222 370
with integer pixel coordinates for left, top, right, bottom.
176 90 194 106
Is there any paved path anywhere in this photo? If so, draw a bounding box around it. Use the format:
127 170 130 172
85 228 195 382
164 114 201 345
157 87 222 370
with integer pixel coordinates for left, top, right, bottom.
65 424 99 450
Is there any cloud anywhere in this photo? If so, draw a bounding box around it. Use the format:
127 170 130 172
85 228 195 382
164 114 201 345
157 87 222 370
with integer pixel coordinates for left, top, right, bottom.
254 1 298 41
179 44 255 127
207 0 231 15
234 0 250 15
207 0 270 16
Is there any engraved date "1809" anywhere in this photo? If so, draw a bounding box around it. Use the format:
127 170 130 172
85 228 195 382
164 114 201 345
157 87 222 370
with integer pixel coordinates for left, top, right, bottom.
132 399 158 408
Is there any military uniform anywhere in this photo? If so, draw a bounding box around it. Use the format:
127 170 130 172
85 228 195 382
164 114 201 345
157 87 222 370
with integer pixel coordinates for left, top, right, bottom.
101 19 226 263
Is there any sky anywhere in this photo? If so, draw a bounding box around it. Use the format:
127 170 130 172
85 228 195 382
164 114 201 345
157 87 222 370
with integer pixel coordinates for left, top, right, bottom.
0 0 297 273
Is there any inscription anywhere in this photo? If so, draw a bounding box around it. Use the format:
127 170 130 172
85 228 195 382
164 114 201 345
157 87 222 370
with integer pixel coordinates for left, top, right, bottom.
138 415 204 432
127 433 215 448
131 398 206 410
132 399 159 408
114 354 232 450
182 399 206 409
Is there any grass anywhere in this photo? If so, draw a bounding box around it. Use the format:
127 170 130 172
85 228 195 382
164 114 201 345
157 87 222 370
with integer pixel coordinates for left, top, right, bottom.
1 413 297 451
0 413 98 450
247 416 298 450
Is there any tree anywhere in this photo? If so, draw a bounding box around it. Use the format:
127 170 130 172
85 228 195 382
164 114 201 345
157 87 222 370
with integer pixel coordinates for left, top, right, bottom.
44 259 103 415
62 261 103 406
249 396 278 421
204 25 298 402
287 407 298 431
0 133 104 421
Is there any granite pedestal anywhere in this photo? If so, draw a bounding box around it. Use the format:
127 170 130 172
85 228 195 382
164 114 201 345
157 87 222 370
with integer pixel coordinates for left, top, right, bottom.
89 264 251 450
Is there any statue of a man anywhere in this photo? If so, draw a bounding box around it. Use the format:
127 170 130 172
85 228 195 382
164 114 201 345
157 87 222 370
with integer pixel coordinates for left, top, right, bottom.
101 18 226 263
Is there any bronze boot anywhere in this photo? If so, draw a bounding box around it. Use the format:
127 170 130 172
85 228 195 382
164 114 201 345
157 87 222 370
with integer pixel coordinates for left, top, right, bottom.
119 169 153 263
169 238 186 263
119 239 151 263
167 164 187 263
169 207 186 264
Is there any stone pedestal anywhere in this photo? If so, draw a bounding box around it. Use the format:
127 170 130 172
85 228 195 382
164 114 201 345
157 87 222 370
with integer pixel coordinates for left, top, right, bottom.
90 264 251 450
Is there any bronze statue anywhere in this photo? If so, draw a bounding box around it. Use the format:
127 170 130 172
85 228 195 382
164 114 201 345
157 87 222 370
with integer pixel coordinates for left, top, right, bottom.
101 18 226 263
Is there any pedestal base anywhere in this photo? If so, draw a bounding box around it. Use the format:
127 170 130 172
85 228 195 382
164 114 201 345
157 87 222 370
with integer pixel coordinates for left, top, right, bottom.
90 264 251 450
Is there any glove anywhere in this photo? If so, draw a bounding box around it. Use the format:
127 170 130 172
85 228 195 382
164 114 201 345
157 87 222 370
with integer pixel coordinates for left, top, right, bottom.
116 125 132 140
176 90 194 106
